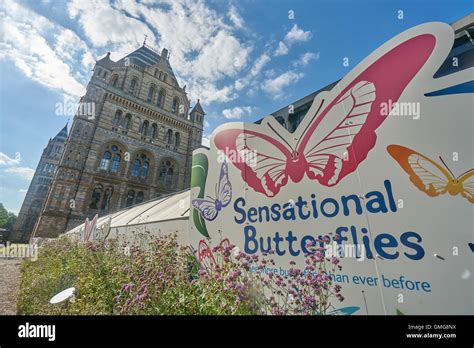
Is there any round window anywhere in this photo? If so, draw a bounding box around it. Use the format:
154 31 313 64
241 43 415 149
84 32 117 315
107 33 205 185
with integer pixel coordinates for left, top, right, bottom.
111 145 118 152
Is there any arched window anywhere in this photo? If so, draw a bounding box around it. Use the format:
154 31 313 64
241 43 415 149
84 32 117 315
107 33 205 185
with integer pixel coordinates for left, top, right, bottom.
147 86 155 103
125 190 135 207
157 89 165 108
158 165 167 182
158 160 175 187
172 97 179 114
174 132 180 147
151 123 158 139
140 120 149 136
89 184 103 209
132 159 140 177
165 167 173 187
140 161 149 179
101 187 113 210
136 191 144 204
166 129 173 144
99 151 111 170
129 77 137 95
123 114 131 130
113 110 122 126
111 75 119 87
111 154 121 173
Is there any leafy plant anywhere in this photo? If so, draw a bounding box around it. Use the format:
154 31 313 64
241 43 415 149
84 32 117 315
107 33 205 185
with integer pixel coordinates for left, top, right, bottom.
17 233 343 315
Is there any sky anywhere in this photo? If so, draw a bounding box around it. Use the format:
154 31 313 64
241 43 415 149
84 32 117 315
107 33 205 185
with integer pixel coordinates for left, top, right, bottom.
0 0 472 213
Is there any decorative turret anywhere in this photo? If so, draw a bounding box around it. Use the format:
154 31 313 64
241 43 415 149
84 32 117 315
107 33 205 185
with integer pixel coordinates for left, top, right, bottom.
161 48 169 61
190 99 205 125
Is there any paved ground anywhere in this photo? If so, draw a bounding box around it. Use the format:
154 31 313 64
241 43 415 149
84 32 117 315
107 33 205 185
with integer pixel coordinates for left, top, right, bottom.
0 258 22 315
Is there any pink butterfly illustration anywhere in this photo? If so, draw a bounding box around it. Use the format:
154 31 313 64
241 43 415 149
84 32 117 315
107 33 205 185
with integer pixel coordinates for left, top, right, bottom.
198 238 231 270
82 214 98 242
214 33 436 197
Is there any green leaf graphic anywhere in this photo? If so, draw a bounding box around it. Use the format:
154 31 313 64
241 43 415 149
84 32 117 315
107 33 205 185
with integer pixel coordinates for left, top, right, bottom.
191 153 209 237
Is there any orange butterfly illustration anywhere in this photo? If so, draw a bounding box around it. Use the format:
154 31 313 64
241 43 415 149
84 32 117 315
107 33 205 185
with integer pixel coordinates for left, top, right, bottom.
387 145 474 203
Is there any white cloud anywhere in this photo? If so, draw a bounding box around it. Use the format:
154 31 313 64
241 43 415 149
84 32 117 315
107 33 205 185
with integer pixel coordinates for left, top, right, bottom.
0 152 35 181
262 70 303 98
201 136 210 147
251 53 271 76
68 0 155 49
132 0 252 104
274 41 289 56
0 1 88 98
4 167 35 181
285 24 312 44
228 5 245 29
189 81 236 104
235 53 271 91
274 24 312 56
0 152 20 166
0 0 277 107
222 106 255 119
293 52 320 66
192 30 250 81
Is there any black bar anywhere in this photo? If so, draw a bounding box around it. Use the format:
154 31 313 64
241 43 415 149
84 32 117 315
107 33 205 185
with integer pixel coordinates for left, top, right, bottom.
0 315 472 346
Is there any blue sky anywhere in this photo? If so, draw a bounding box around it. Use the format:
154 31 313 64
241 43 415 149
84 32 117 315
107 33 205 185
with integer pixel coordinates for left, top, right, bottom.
0 0 472 213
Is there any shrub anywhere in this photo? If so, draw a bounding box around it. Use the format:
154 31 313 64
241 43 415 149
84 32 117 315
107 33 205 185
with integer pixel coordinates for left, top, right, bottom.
17 233 343 315
17 234 257 315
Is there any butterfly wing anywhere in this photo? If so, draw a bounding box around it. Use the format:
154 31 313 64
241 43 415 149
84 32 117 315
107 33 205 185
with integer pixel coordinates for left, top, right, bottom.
219 238 231 253
387 145 452 196
214 128 292 197
300 81 376 185
198 240 217 269
83 218 90 242
89 214 98 241
215 32 437 195
192 198 218 221
216 161 232 207
297 33 436 186
458 170 474 203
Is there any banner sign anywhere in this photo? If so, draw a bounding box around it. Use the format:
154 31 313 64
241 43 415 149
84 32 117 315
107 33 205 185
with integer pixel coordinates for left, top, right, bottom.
188 22 473 314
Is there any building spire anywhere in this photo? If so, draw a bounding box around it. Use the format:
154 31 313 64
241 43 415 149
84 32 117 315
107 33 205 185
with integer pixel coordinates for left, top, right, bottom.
143 34 148 46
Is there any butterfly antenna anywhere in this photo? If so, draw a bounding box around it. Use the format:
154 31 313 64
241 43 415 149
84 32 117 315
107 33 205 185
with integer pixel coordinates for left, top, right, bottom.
295 99 325 149
456 168 474 179
267 123 294 151
439 156 455 178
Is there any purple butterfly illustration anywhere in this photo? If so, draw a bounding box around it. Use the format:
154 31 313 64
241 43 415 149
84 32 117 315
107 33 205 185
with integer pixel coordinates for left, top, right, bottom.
192 160 232 221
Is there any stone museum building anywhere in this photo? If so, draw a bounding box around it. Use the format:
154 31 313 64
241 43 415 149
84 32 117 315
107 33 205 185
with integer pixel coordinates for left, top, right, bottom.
11 43 205 241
